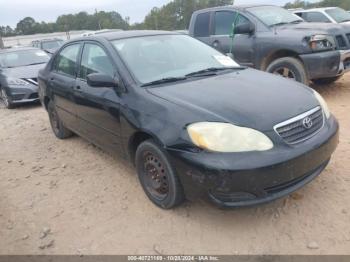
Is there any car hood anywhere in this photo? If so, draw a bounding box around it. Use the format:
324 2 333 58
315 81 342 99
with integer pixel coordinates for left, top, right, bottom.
147 69 319 131
1 63 46 79
275 22 347 36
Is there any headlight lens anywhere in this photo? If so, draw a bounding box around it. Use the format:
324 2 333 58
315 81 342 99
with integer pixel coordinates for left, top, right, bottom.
7 78 29 86
308 35 335 51
187 122 273 153
313 90 331 119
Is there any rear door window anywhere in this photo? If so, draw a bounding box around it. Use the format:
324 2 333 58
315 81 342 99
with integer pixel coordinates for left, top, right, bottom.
194 12 210 37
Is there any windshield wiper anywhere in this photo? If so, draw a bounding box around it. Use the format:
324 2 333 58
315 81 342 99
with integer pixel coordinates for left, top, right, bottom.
270 22 289 27
26 62 46 66
185 67 244 78
341 19 350 23
141 77 187 87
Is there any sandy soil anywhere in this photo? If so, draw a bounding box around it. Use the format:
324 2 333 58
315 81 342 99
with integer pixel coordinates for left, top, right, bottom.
0 75 349 255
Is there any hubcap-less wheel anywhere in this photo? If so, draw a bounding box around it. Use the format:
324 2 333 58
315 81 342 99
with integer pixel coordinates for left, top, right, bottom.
142 151 169 201
1 89 10 108
273 67 296 80
49 106 60 135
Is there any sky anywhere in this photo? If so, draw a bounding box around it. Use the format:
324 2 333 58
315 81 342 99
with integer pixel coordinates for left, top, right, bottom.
0 0 306 28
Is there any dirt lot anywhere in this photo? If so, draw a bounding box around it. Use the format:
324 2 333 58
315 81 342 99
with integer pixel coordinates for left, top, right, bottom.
0 75 349 255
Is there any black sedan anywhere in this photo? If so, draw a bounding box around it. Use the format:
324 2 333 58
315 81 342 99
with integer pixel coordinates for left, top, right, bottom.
0 47 50 109
38 31 339 209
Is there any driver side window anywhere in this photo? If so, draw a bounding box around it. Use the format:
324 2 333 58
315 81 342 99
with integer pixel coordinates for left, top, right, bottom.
79 43 115 80
214 11 250 35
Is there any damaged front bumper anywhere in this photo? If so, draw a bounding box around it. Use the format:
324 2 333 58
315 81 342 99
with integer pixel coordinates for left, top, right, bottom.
167 116 339 208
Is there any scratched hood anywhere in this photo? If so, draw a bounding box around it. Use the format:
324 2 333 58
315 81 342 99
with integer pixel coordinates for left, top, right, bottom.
147 69 319 131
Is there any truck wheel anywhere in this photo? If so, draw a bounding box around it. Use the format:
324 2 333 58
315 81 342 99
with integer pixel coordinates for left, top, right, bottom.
0 88 14 109
47 101 73 139
135 139 185 209
266 57 309 85
313 76 342 85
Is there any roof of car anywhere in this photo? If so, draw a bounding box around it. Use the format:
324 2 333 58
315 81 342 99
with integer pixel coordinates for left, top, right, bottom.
294 7 337 13
75 30 179 41
0 47 39 54
192 4 277 13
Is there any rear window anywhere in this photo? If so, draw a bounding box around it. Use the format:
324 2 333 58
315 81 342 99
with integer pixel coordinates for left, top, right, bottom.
194 12 210 37
304 12 331 23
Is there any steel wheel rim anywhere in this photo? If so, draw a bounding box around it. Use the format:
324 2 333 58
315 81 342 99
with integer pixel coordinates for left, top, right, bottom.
1 89 9 107
142 151 169 201
273 67 296 80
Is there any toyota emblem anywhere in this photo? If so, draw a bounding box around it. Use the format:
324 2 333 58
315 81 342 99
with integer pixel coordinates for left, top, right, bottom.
302 117 313 129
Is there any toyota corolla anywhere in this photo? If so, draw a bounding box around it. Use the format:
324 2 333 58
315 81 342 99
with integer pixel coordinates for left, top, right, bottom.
38 31 339 209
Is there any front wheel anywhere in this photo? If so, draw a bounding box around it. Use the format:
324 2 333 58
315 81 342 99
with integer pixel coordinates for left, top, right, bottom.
0 88 14 109
47 101 73 139
266 57 309 85
135 140 185 209
313 76 342 85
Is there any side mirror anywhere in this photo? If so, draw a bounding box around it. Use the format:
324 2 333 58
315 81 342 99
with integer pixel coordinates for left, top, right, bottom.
235 22 255 35
87 73 118 88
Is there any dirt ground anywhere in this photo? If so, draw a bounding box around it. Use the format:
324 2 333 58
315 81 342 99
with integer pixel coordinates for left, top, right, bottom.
0 75 349 255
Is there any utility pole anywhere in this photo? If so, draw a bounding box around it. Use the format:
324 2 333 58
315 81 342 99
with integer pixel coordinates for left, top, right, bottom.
95 9 102 30
0 31 4 49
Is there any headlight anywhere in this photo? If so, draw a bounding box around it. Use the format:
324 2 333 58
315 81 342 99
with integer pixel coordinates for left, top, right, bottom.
7 78 29 86
308 35 335 52
312 90 331 119
187 122 273 153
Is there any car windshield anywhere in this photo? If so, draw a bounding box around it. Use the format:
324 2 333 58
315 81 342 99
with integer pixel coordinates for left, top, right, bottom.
42 40 63 50
248 6 303 26
111 34 240 84
325 7 350 23
0 49 50 68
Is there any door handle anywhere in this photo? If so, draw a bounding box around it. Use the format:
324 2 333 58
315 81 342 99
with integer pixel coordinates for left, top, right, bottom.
76 86 81 90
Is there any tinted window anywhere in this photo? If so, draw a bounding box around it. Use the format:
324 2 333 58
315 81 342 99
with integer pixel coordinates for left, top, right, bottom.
42 40 64 50
54 44 81 77
305 12 331 23
194 12 210 37
214 11 250 35
79 43 115 80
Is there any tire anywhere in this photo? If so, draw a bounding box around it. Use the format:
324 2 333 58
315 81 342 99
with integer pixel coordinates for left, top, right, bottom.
266 57 309 85
313 76 342 85
135 139 185 209
47 100 73 139
0 88 14 109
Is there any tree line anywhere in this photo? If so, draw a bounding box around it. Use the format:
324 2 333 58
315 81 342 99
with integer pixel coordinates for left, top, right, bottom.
1 0 349 37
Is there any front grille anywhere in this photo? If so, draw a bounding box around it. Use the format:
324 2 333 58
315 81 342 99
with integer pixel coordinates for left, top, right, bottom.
336 35 347 49
23 78 38 86
274 107 324 144
29 93 39 99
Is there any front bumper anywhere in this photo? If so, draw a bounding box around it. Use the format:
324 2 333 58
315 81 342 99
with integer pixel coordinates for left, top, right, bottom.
338 50 350 75
300 50 341 80
301 50 350 80
167 116 339 208
7 85 39 104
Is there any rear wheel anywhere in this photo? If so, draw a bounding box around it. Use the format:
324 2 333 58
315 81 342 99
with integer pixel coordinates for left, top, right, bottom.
47 101 73 139
0 88 14 109
135 140 185 209
266 57 309 85
313 76 342 85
